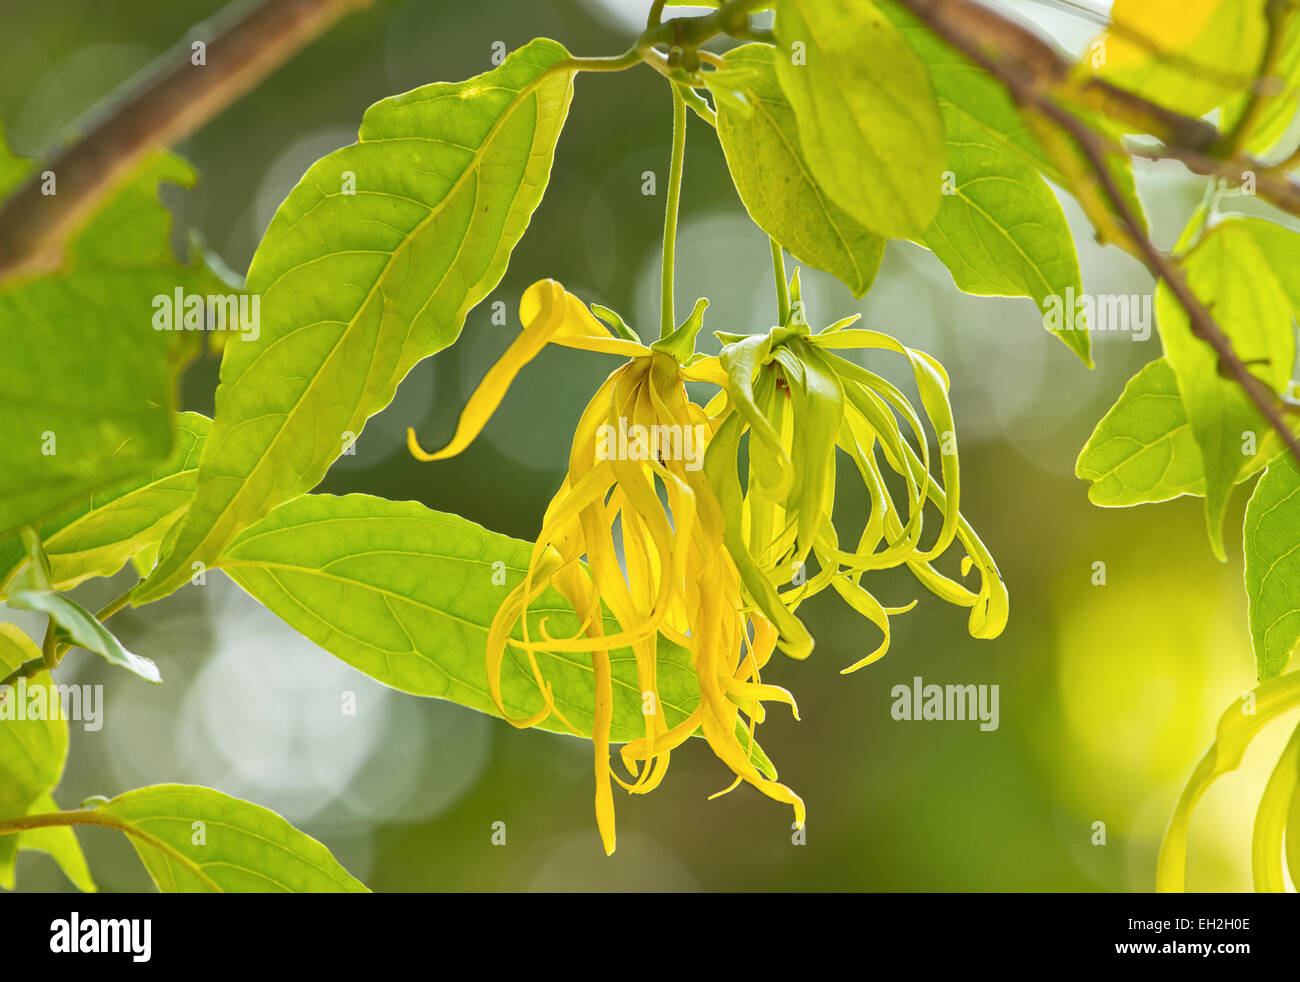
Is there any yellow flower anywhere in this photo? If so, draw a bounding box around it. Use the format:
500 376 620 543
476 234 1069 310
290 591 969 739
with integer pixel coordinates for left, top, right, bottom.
409 279 804 854
706 271 1008 673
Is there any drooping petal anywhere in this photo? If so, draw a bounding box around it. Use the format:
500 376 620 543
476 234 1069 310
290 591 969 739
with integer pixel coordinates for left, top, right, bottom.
719 334 793 497
409 279 644 461
811 331 960 558
830 572 916 673
705 413 815 658
782 339 845 566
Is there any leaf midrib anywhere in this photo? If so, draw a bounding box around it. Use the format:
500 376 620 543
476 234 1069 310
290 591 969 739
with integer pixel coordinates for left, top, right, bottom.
144 57 570 597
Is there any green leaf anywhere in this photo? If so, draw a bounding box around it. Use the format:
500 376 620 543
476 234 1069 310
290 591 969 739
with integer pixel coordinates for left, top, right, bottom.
880 1 1147 238
222 493 709 743
1245 455 1300 679
6 591 161 684
0 413 209 597
918 107 1089 364
709 43 884 297
1226 216 1300 312
880 2 1060 175
0 127 219 539
1157 218 1297 559
1 792 96 893
134 40 577 606
1078 359 1201 505
773 0 945 238
1220 11 1300 157
1092 0 1266 119
887 2 1158 364
1077 358 1279 506
94 785 366 892
0 625 68 883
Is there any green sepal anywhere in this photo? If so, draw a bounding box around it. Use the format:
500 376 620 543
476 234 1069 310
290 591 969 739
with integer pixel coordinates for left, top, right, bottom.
651 297 710 362
590 302 642 343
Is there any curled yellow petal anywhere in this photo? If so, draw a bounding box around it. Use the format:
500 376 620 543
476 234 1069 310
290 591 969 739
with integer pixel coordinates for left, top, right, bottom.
458 283 817 851
409 279 644 460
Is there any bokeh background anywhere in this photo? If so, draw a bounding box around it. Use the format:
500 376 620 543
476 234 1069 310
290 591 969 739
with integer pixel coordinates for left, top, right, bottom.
2 0 1297 892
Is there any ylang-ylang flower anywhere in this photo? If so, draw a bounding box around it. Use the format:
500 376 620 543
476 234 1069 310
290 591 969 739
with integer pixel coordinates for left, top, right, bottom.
409 279 802 854
408 273 1007 853
706 271 1008 672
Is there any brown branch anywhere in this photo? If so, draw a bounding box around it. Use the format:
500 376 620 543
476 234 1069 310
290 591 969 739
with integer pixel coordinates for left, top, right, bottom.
899 0 1219 149
896 0 1300 467
1129 143 1300 214
900 0 1300 221
1044 106 1300 465
0 0 372 283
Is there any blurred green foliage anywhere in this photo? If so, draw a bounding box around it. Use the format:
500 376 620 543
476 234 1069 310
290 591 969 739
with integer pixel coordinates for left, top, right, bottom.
1 0 1288 892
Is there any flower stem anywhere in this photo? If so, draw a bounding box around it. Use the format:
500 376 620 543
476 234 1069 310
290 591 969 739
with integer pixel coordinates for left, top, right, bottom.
96 582 137 623
661 83 688 340
680 85 717 126
40 619 58 670
771 239 790 325
563 49 643 73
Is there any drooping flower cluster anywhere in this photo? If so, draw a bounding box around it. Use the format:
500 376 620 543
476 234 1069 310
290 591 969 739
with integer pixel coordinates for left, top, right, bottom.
708 272 1008 673
410 280 802 854
408 275 1007 853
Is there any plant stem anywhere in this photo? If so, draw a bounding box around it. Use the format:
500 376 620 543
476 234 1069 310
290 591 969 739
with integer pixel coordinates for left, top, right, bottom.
96 583 137 623
1045 102 1300 465
564 49 643 73
653 0 771 48
0 0 374 283
661 83 688 340
679 85 717 125
0 657 47 690
37 581 142 665
895 0 1300 223
35 582 139 671
0 808 223 891
0 0 769 283
40 619 58 670
771 239 790 325
895 0 1300 469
